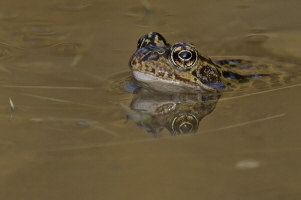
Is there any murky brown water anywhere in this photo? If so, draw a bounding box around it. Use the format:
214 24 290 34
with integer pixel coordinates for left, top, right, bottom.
1 0 301 199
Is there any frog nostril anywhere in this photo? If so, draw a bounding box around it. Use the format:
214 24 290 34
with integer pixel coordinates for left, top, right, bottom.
141 51 159 61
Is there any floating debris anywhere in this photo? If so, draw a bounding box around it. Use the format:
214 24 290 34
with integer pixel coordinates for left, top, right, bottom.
9 97 16 120
140 0 153 13
236 159 260 169
9 97 15 111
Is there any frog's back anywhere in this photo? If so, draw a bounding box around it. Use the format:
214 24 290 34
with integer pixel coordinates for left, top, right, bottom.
214 56 301 94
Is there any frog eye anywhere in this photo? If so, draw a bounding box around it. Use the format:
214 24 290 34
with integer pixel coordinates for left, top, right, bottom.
137 32 168 48
169 43 199 71
168 112 199 135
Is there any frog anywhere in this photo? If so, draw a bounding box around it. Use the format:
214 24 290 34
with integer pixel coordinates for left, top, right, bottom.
129 32 298 93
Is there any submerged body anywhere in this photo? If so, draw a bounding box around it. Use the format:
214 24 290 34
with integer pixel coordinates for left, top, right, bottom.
129 32 295 93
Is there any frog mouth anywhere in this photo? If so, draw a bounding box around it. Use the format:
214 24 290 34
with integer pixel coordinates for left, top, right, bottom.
131 70 204 92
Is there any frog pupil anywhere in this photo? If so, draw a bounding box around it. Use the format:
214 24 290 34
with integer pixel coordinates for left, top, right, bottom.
179 123 193 133
179 51 191 60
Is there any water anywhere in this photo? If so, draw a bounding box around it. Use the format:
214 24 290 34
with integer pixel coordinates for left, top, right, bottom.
1 0 301 199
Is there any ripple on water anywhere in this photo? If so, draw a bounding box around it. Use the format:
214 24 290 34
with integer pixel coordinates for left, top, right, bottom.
246 28 269 44
20 22 59 36
104 71 133 95
5 21 60 49
246 34 269 43
53 43 87 56
52 0 95 11
124 5 175 33
263 32 301 60
0 8 18 20
0 46 15 62
21 34 58 48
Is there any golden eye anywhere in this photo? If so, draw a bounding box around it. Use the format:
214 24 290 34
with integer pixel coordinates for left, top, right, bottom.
169 43 199 71
137 32 168 48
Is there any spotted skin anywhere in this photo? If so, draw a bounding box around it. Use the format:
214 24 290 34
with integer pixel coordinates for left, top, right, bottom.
129 32 299 93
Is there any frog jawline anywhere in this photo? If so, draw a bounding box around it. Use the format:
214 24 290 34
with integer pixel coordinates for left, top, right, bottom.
132 70 206 93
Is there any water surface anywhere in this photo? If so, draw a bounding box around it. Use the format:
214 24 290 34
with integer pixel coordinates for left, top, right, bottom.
1 0 301 199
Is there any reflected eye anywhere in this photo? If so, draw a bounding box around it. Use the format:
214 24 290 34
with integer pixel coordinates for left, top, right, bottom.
137 32 168 48
168 112 199 135
169 43 198 71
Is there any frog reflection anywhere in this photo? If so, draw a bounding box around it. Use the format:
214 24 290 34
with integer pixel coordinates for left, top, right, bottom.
122 87 221 135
